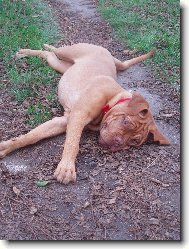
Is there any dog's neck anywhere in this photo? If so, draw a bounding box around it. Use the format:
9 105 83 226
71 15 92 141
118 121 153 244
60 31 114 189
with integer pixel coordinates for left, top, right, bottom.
102 91 132 113
102 97 131 114
87 91 132 130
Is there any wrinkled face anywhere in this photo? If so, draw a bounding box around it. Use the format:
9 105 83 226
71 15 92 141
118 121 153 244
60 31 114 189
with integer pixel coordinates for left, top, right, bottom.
99 113 149 151
99 92 170 152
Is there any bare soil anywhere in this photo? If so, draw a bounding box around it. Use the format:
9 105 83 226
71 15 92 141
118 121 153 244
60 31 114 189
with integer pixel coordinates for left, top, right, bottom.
0 0 180 240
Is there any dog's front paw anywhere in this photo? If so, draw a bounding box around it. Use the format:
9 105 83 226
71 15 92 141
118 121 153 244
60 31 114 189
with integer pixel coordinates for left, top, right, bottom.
54 161 76 184
0 141 12 158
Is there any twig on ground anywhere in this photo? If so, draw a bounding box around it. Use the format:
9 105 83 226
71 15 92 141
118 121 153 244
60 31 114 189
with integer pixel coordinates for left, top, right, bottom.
104 226 107 239
30 225 38 240
9 197 25 205
7 196 14 219
89 196 97 227
136 155 161 176
62 221 82 240
150 177 170 187
38 226 56 240
0 207 4 218
89 196 99 239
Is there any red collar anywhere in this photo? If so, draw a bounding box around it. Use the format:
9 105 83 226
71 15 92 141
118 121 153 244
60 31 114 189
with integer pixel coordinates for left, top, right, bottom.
102 98 131 114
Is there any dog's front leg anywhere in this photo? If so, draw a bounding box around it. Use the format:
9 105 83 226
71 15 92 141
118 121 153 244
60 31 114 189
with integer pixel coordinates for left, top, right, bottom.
0 117 67 158
54 111 90 184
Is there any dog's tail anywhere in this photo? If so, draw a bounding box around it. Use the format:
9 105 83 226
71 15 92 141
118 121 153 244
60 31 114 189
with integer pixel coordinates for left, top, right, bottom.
114 49 156 71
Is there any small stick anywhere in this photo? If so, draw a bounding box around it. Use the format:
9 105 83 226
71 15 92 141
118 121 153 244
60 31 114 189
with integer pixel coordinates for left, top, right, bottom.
30 226 38 240
63 221 81 240
7 196 14 219
104 226 107 239
141 155 160 173
0 208 4 217
150 177 170 187
135 155 160 176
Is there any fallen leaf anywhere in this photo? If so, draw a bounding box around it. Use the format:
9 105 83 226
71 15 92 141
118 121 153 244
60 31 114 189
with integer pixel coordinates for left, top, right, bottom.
149 218 160 225
123 49 130 54
116 186 125 191
108 197 117 204
49 206 57 211
30 206 38 215
123 49 137 55
13 186 21 196
75 214 85 222
36 180 49 187
83 201 90 208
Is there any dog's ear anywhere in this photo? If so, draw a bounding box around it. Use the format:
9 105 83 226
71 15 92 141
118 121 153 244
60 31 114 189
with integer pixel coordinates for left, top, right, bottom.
127 92 149 116
148 124 170 145
127 92 170 145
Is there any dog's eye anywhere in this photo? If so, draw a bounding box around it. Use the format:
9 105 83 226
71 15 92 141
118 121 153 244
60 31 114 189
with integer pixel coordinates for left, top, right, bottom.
123 118 134 129
123 117 130 126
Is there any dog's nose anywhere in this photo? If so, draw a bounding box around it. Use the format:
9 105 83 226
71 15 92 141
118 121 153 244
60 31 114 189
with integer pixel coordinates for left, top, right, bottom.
99 137 110 149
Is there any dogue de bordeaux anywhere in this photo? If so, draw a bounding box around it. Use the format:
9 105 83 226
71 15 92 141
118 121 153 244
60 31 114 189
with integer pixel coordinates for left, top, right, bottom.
0 43 169 184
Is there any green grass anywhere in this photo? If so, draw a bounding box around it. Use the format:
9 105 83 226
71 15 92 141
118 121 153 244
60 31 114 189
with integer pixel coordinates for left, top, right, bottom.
27 102 52 126
0 0 62 126
98 0 180 86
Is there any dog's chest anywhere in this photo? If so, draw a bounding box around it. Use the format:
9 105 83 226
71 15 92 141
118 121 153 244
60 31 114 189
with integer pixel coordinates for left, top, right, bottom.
58 76 86 109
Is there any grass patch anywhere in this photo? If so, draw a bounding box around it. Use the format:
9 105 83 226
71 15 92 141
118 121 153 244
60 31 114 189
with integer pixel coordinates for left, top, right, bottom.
98 0 180 86
27 102 52 126
0 0 62 126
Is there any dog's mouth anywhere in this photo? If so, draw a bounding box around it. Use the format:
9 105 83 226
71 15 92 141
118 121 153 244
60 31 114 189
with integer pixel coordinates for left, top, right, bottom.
98 136 129 152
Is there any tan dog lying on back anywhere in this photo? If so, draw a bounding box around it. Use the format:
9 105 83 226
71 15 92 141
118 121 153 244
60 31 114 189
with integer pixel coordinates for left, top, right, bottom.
0 43 169 184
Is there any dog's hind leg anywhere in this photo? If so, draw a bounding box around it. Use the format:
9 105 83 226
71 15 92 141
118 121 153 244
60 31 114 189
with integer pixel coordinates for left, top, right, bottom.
16 49 72 74
114 49 155 71
0 116 67 158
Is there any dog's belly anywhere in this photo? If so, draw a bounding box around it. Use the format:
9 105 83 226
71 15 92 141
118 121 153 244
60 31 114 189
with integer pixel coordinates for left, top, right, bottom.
58 59 116 111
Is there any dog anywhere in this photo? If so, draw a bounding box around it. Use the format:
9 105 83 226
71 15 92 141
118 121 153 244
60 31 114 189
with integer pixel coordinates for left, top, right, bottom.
0 43 170 184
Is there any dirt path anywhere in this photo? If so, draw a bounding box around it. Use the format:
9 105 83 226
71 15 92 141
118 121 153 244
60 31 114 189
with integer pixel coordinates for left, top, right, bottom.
0 0 180 240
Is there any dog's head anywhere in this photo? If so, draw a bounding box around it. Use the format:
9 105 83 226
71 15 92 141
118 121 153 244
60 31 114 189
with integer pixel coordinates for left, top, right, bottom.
99 92 170 151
